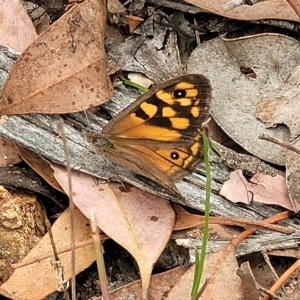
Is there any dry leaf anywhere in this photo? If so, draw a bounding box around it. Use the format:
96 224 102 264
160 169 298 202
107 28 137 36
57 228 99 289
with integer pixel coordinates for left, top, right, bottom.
220 170 294 211
53 165 176 299
184 0 299 22
17 145 64 193
109 265 189 299
166 244 242 300
0 0 113 115
188 34 300 165
0 0 37 52
0 208 95 299
256 65 300 140
0 137 21 166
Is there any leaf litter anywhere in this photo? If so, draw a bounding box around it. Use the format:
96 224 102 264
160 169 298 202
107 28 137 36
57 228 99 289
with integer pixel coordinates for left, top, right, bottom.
1 0 300 299
54 165 175 299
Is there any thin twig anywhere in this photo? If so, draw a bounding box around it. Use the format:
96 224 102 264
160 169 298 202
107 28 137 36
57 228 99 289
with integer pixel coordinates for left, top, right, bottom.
259 134 300 155
90 211 111 300
58 118 76 300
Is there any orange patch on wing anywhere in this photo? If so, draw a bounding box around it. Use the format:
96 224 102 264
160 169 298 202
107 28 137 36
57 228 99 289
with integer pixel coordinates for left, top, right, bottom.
156 90 176 105
162 106 177 117
175 82 195 90
170 117 190 130
176 98 192 106
140 102 157 118
191 106 200 117
118 124 181 141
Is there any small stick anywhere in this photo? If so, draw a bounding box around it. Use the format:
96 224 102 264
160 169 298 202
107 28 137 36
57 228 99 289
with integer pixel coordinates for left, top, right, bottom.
58 118 76 300
259 134 300 155
90 211 111 300
231 211 292 247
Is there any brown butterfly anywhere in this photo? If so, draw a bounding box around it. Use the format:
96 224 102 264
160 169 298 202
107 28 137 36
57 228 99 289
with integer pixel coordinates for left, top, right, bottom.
101 74 212 195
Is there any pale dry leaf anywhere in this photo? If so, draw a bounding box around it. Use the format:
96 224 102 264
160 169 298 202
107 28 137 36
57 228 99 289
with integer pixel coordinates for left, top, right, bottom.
0 0 113 115
53 165 176 299
0 208 95 300
256 65 300 140
188 34 300 165
166 244 242 300
250 173 293 210
0 0 37 52
184 0 299 22
220 170 294 211
127 73 154 89
220 170 252 204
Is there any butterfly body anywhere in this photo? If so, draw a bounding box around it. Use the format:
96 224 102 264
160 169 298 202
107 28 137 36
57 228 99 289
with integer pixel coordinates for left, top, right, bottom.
102 74 212 195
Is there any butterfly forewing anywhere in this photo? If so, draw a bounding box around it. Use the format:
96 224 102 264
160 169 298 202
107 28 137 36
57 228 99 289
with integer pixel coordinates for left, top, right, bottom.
103 75 211 140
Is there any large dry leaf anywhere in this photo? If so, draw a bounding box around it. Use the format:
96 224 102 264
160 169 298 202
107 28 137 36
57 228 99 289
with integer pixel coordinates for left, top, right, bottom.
0 0 113 114
220 170 294 211
53 165 176 299
0 0 37 52
187 34 300 166
184 0 299 22
166 244 242 300
0 208 95 300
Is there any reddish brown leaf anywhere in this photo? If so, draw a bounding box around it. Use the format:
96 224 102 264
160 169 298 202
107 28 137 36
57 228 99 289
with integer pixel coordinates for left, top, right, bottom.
0 0 113 115
220 170 293 211
17 145 64 193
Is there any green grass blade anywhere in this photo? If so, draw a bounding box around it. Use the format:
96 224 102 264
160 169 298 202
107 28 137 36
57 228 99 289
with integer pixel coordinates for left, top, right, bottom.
122 78 149 93
191 129 211 300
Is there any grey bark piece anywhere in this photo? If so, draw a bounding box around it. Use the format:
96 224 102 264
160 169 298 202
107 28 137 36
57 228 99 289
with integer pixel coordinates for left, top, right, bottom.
0 46 20 91
178 229 300 257
107 13 181 82
0 111 295 222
